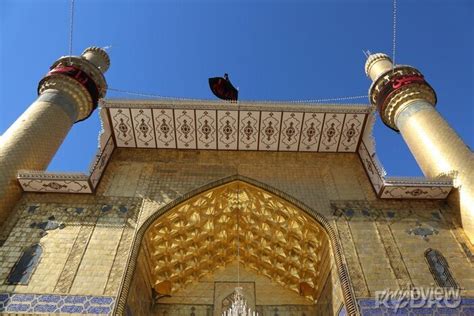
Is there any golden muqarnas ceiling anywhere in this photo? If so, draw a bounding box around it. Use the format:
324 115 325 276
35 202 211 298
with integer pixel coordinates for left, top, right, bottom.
144 181 332 301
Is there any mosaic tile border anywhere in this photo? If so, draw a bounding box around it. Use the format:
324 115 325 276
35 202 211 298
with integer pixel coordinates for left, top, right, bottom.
0 293 115 315
358 297 474 316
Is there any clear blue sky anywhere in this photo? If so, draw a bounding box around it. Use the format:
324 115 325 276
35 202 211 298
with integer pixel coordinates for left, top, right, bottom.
0 0 472 177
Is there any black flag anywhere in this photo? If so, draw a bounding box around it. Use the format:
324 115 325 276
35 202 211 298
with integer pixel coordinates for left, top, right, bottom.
208 73 238 101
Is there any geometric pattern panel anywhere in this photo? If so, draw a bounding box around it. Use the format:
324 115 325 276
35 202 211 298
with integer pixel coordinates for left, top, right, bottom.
107 104 369 153
279 112 303 151
145 181 330 301
0 293 115 315
380 185 452 199
259 111 282 151
299 112 324 152
174 109 197 149
153 109 176 148
196 110 217 149
319 113 345 152
18 174 93 194
217 110 238 150
109 108 135 147
238 111 260 150
130 109 156 148
338 113 366 152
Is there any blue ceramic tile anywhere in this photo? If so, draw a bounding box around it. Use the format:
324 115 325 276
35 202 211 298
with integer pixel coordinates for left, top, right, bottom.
361 308 384 316
87 306 111 314
411 308 434 315
61 305 83 313
6 303 29 312
392 308 410 315
11 294 35 302
90 297 114 305
118 205 128 213
64 296 87 304
461 298 474 305
34 304 57 312
39 294 61 303
338 306 347 316
359 299 378 307
436 307 462 315
0 294 9 303
461 306 474 315
387 211 395 218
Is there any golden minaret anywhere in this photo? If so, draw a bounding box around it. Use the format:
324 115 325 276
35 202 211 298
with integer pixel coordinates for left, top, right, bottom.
365 53 474 242
0 47 109 227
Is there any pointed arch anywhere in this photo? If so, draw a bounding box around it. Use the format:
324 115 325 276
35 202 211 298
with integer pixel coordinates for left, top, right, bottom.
113 175 359 315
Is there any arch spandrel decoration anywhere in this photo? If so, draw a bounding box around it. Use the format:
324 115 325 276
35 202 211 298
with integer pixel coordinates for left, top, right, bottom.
115 175 359 315
145 181 330 298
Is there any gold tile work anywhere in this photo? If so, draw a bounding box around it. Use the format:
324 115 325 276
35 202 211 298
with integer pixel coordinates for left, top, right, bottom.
398 104 474 243
54 225 95 293
375 222 412 287
144 181 331 302
69 217 125 295
0 198 140 296
334 219 369 297
0 148 473 312
0 100 73 231
104 227 136 295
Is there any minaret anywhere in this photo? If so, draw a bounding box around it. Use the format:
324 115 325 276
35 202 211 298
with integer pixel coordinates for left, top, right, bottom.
0 47 110 227
365 53 474 243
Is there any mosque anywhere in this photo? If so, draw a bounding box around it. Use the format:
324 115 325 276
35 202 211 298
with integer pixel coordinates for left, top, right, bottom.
0 47 472 315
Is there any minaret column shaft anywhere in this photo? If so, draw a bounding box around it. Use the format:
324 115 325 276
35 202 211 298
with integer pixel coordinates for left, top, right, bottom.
366 53 474 243
0 47 109 229
396 100 472 179
0 91 76 223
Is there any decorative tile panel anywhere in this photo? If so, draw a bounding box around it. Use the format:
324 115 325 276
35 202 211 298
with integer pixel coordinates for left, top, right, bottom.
358 141 384 194
279 112 303 151
299 112 324 152
18 173 92 194
217 110 238 150
238 111 260 150
174 109 196 149
259 111 282 151
89 136 114 188
130 109 156 148
153 109 176 148
54 226 95 293
0 293 115 315
319 113 344 152
338 113 365 152
196 110 217 149
109 108 135 147
380 185 452 199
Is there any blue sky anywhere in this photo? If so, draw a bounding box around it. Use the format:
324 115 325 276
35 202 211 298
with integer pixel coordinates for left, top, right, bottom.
0 0 472 176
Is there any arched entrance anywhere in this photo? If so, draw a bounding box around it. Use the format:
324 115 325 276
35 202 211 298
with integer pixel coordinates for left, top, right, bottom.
115 176 357 315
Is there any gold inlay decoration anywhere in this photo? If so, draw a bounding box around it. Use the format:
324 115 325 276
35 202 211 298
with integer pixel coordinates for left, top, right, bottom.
144 181 331 301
